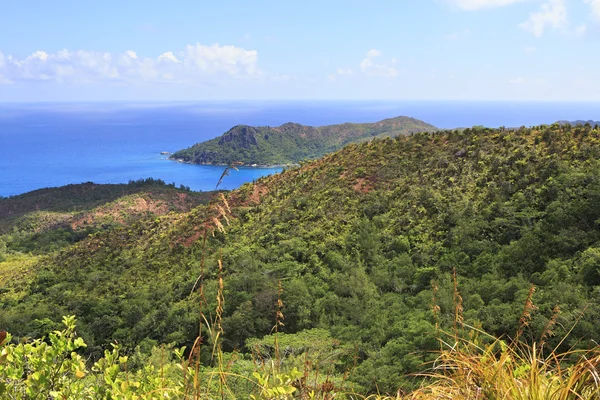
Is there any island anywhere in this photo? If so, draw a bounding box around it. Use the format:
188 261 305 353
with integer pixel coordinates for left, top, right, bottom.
170 116 437 166
556 120 600 126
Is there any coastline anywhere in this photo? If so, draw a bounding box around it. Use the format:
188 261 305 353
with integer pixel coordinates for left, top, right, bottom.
167 157 296 169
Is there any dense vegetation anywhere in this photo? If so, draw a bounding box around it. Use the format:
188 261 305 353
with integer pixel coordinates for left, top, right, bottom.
170 116 437 166
3 315 600 399
0 178 196 232
0 179 211 272
3 123 600 396
557 120 600 126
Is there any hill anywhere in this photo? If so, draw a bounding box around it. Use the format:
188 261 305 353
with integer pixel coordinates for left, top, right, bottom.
0 179 201 230
0 179 212 259
556 119 600 126
3 124 600 394
169 116 438 166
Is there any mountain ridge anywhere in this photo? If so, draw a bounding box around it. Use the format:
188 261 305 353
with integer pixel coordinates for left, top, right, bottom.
170 116 438 166
556 119 600 126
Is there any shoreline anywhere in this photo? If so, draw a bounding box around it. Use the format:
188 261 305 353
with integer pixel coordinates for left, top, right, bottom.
167 157 296 169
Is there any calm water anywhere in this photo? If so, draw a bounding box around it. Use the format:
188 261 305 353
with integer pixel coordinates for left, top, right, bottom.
1 100 599 197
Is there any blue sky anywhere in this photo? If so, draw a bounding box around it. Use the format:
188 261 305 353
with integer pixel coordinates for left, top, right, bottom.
1 0 599 101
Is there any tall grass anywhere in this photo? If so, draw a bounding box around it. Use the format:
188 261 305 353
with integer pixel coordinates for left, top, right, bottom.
382 282 600 400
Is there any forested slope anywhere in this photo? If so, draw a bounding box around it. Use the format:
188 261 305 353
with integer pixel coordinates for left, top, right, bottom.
170 116 437 166
2 124 600 393
0 179 203 232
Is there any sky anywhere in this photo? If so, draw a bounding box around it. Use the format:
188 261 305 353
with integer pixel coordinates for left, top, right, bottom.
1 0 599 101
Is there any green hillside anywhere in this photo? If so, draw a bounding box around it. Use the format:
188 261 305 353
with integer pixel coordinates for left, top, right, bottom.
3 124 600 395
0 179 204 232
0 179 212 270
170 116 438 166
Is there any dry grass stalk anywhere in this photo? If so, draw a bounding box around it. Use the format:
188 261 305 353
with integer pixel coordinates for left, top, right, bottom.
452 268 464 339
183 230 209 399
219 192 231 214
185 191 234 398
515 285 538 344
274 280 285 374
539 304 561 349
216 205 230 225
406 331 600 400
216 257 224 335
213 217 225 234
431 282 440 333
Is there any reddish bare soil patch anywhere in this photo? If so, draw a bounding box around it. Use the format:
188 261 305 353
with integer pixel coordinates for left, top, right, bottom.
352 178 374 193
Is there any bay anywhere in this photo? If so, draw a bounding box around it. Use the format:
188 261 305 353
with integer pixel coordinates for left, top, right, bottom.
1 100 599 197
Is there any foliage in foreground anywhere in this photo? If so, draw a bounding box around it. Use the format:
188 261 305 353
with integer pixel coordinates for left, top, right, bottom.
2 314 600 399
409 335 600 399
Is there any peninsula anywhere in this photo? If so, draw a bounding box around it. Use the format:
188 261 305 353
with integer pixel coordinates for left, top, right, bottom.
170 116 437 166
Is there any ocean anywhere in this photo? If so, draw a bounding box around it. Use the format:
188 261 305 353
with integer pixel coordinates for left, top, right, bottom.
1 100 599 198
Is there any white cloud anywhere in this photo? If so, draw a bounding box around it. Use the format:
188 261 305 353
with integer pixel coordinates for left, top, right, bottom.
0 52 10 84
29 51 49 62
584 0 600 20
0 43 260 85
365 49 381 58
359 49 398 78
523 45 537 53
575 24 587 35
508 76 547 85
183 43 258 76
449 0 526 10
327 67 353 82
157 51 180 63
520 0 567 37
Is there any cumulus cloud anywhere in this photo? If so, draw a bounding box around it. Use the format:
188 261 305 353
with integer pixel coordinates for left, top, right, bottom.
365 49 381 58
449 0 526 10
336 68 353 76
183 43 258 76
327 68 354 82
451 0 596 34
584 0 600 20
125 50 138 59
157 51 180 63
0 43 260 85
359 49 398 78
520 0 567 37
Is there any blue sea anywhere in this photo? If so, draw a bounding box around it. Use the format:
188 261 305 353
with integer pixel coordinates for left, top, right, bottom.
1 100 599 197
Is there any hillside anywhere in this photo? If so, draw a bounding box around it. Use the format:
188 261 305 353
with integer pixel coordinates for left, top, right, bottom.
3 124 600 394
170 116 438 166
556 120 600 126
0 179 203 231
0 180 212 261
